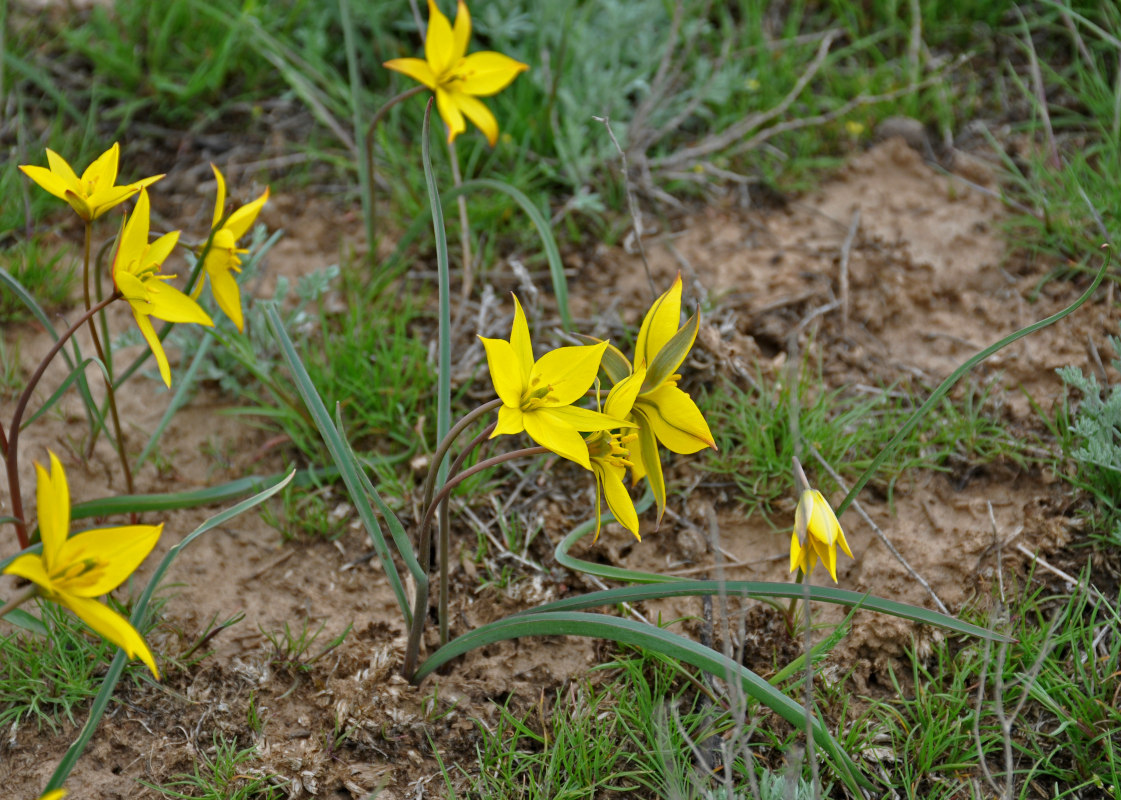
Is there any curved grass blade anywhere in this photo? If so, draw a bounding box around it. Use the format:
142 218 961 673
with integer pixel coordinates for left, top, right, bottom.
44 471 294 792
837 245 1112 517
413 611 873 793
509 580 1011 642
450 179 570 331
264 303 413 625
20 355 108 430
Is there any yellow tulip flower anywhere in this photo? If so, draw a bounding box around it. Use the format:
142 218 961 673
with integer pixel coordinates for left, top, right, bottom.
112 189 213 387
37 790 66 800
384 0 528 145
200 164 269 332
789 489 854 582
3 453 162 678
480 294 630 469
19 142 163 222
598 275 716 519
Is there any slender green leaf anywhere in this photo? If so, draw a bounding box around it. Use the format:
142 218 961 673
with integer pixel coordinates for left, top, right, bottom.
511 580 1011 642
414 611 873 793
21 355 108 429
264 304 413 625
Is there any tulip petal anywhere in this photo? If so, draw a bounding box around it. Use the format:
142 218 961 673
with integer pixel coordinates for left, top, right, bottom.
209 263 245 332
450 92 499 146
87 185 137 219
532 342 608 406
56 524 162 597
45 148 81 190
224 187 269 241
210 163 227 229
452 0 471 63
630 413 666 519
635 274 682 368
524 409 591 469
119 190 152 268
604 366 646 419
480 336 525 407
84 142 120 186
508 295 533 386
35 453 70 565
134 310 172 388
643 310 698 392
3 553 54 592
435 87 466 142
145 230 181 270
546 404 631 432
57 593 159 679
455 51 529 96
637 384 715 454
492 403 525 437
425 0 456 77
146 282 214 326
384 57 438 90
18 165 69 201
601 462 639 538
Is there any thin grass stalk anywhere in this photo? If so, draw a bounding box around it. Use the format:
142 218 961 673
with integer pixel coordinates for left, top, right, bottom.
836 245 1112 518
339 0 373 263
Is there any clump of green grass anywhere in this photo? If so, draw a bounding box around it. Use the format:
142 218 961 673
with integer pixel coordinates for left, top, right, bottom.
0 237 76 323
0 601 149 734
699 367 1021 518
147 733 285 800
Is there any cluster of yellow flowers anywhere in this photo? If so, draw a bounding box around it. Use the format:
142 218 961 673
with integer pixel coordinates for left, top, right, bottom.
481 276 716 540
19 145 268 386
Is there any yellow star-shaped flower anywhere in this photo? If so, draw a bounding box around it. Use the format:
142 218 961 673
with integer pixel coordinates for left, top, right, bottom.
789 489 854 582
19 142 162 222
3 453 162 678
384 0 528 144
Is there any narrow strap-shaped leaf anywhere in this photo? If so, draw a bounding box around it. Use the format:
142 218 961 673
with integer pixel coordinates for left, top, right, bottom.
20 355 108 429
510 580 1011 642
265 304 413 625
413 611 873 793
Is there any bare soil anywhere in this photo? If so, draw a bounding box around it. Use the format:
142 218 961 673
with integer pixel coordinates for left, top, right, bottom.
1 137 1115 798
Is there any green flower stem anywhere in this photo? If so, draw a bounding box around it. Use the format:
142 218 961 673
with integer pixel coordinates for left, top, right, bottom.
439 420 497 646
81 223 135 501
403 445 547 678
836 245 1112 519
0 583 38 620
446 138 473 302
6 292 121 548
362 84 427 259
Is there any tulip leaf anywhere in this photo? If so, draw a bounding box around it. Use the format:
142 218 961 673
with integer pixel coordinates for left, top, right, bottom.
510 580 1012 642
413 611 873 793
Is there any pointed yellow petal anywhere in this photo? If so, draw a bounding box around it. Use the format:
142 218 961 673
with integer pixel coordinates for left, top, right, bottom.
224 187 269 241
384 57 438 90
56 523 162 597
56 594 159 679
209 264 245 332
210 163 227 229
508 294 533 385
451 92 499 146
601 462 639 539
84 142 120 186
604 366 646 419
492 403 525 437
145 230 180 271
455 51 529 96
3 553 53 593
119 190 152 269
532 342 608 406
36 453 70 565
452 0 471 62
636 384 715 453
86 185 137 219
18 164 69 201
134 310 172 387
789 530 804 574
63 190 94 221
45 148 81 191
523 409 591 469
435 87 466 143
644 310 698 392
480 336 525 407
425 0 456 77
546 404 632 432
635 274 682 368
147 282 214 326
631 418 666 520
